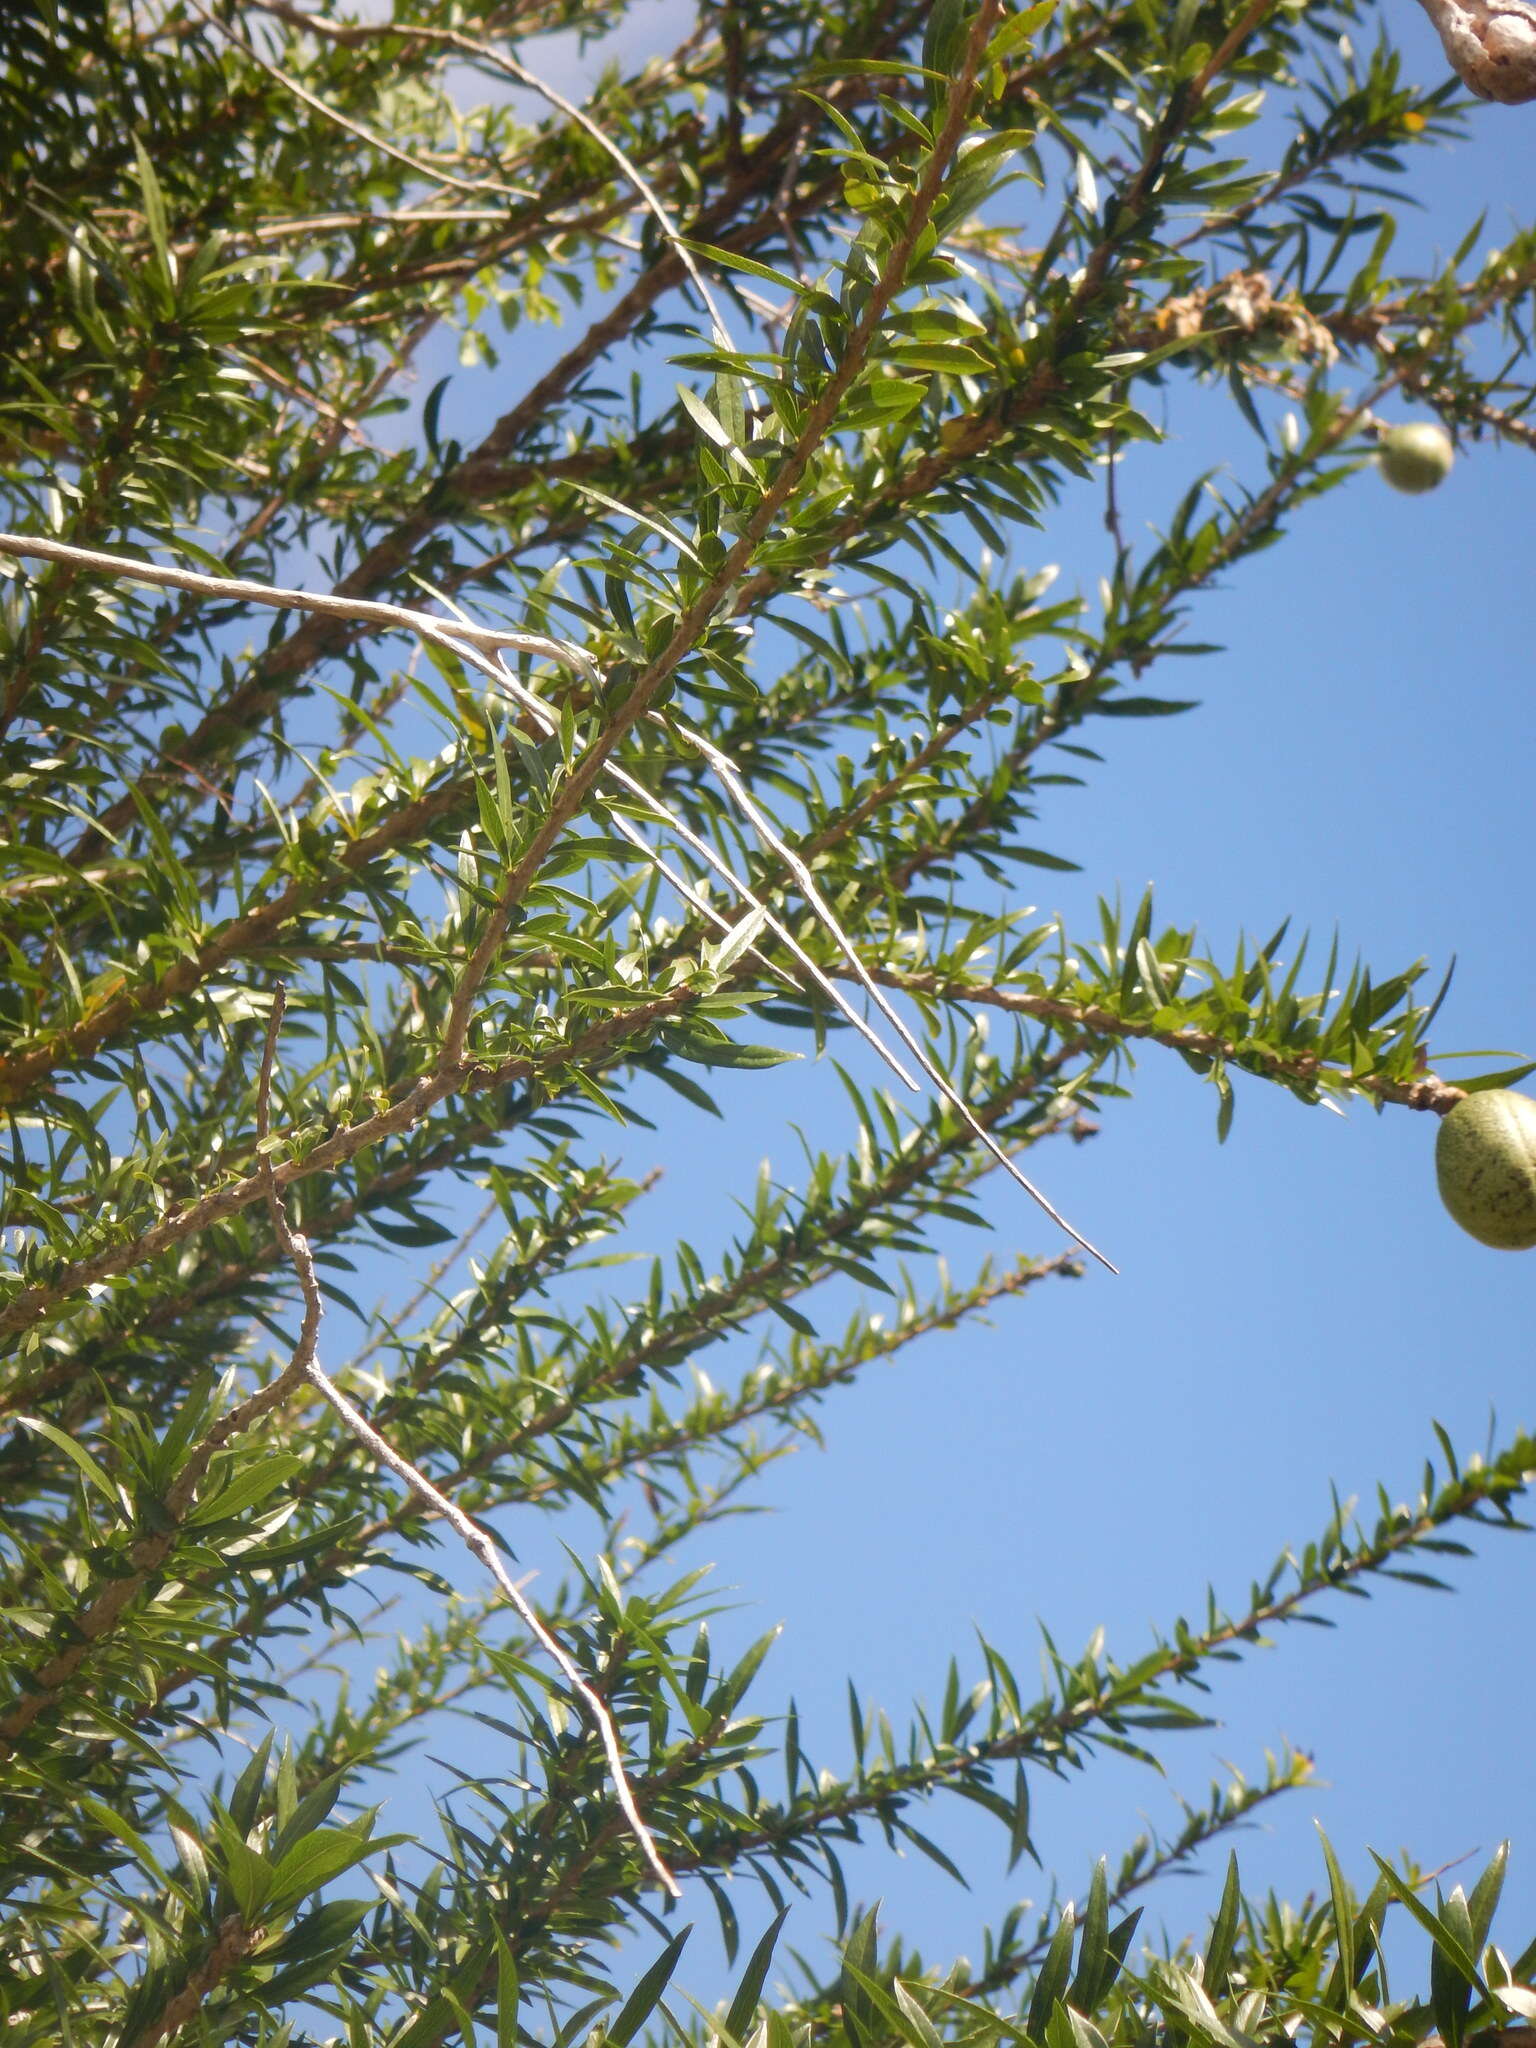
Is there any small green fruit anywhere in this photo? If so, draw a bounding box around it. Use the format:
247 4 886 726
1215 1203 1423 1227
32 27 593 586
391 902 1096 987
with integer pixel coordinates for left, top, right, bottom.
1377 422 1455 494
1435 1090 1536 1249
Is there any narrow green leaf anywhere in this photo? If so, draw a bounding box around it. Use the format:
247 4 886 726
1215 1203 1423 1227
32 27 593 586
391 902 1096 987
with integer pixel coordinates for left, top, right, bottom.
607 1928 692 2048
1070 1859 1110 2009
496 1934 521 2048
1028 1904 1076 2039
131 134 173 280
1317 1827 1355 2000
1367 1853 1486 1992
1204 1855 1241 1992
724 1908 790 2041
14 1416 119 1508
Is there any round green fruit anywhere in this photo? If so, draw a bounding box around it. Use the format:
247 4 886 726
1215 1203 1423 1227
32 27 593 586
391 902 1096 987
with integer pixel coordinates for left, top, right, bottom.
1435 1090 1536 1249
1377 422 1455 494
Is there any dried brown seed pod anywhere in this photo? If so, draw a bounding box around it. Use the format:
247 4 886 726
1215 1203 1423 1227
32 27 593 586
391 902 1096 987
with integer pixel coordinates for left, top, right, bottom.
1414 0 1536 102
1435 1090 1536 1248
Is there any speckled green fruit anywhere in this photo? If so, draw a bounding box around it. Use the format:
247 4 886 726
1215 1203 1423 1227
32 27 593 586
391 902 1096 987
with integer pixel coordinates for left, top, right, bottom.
1435 1090 1536 1249
1378 422 1455 494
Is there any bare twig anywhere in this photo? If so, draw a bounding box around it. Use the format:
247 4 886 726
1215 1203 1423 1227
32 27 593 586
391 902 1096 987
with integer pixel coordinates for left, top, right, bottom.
444 37 739 358
241 3 742 356
0 533 596 680
226 346 373 445
1103 426 1126 557
253 989 681 1896
235 206 516 240
656 712 1118 1271
338 1188 500 1383
191 0 537 200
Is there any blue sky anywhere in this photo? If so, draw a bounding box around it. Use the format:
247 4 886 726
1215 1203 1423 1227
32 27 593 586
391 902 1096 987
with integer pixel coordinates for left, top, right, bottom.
303 3 1536 2012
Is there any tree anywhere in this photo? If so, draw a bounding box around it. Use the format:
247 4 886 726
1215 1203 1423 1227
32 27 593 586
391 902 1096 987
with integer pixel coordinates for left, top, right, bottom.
1 0 1533 2040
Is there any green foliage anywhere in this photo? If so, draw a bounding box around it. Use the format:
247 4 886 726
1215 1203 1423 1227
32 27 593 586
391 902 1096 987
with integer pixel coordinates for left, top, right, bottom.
0 0 1532 2041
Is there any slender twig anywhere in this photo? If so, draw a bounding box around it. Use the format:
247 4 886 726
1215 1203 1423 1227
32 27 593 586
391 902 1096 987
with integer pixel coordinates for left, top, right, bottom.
235 206 516 239
233 0 744 374
252 988 681 1897
1189 0 1275 99
511 1250 1086 1509
1104 425 1126 556
226 346 372 444
337 1189 500 1384
668 1444 1536 1883
658 712 1117 1271
436 33 739 357
190 0 536 202
0 534 596 679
